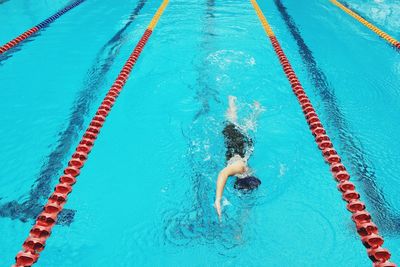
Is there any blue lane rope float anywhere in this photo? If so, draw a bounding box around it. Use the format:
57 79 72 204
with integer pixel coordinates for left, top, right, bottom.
0 0 85 55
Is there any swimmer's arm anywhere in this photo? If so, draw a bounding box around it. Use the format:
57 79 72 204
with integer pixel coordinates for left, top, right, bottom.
214 161 246 218
216 162 246 199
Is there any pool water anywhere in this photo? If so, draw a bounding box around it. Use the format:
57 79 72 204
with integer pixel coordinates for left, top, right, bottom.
0 0 399 266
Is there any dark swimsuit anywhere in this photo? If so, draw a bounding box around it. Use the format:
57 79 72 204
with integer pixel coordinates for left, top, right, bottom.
222 122 253 160
222 122 261 190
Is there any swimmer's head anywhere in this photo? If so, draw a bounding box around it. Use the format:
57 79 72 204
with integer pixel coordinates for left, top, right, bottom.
234 176 261 190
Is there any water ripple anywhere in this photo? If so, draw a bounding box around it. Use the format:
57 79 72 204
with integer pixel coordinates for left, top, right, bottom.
0 0 148 225
273 0 400 233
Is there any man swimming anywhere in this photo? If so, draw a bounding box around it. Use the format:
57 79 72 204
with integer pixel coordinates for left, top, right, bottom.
214 96 262 218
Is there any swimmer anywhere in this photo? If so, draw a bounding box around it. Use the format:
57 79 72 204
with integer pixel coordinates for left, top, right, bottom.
214 96 263 218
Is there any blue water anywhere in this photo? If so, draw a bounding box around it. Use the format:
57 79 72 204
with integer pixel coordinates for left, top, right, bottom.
0 0 399 266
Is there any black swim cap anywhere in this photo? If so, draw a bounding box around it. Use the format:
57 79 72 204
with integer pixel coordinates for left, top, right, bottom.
234 176 261 190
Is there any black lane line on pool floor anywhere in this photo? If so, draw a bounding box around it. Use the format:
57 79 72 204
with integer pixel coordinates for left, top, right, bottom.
163 0 221 246
164 0 240 248
164 0 255 251
192 0 220 121
0 0 147 226
273 0 400 233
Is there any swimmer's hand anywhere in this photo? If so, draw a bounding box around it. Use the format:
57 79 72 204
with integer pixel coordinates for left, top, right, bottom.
214 198 222 219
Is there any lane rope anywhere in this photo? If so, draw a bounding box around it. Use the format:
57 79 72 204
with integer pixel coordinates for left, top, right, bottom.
0 0 85 55
13 0 169 266
330 0 400 50
273 0 400 233
249 0 396 266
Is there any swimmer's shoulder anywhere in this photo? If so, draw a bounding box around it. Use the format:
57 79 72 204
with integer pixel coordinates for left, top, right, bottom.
224 160 246 176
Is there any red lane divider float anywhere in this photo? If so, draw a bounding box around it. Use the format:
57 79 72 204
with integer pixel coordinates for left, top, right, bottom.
14 31 152 266
14 29 151 266
270 29 397 267
13 0 170 265
0 0 85 55
249 0 396 266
